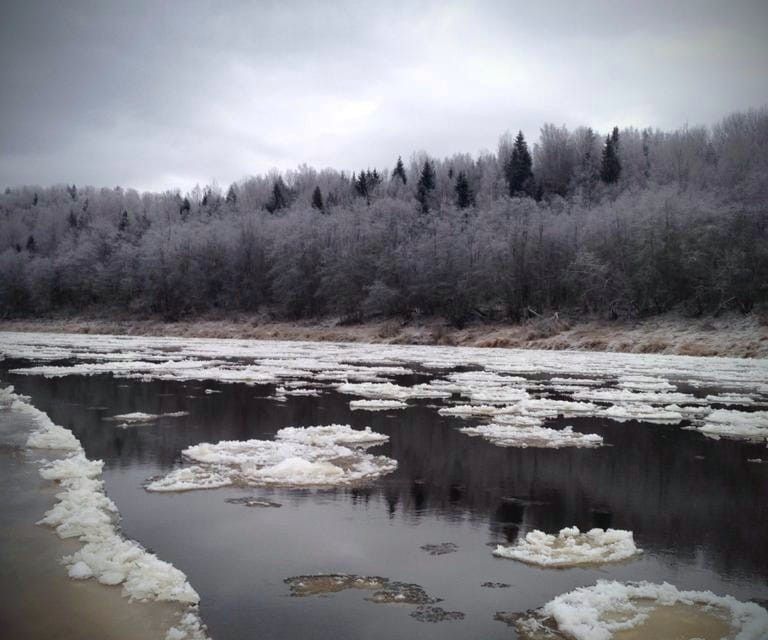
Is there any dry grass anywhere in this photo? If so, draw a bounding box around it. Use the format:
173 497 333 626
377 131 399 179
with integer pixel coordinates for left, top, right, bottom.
1 312 766 358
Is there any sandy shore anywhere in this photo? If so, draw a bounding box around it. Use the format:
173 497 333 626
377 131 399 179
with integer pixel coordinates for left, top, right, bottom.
1 313 766 358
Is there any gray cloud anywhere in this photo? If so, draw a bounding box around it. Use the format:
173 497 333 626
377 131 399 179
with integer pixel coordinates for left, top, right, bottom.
2 0 767 191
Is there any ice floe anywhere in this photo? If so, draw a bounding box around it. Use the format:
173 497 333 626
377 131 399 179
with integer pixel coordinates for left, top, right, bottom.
459 424 603 448
691 410 768 441
3 331 768 450
0 387 210 638
508 580 768 640
105 411 189 426
602 403 684 424
493 526 640 567
350 399 408 411
146 424 396 491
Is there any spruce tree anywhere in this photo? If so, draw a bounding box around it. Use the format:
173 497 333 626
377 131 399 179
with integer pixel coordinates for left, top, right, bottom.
226 183 238 205
392 156 407 184
600 127 622 184
505 131 534 196
455 171 472 209
180 197 191 219
355 170 368 199
311 186 324 211
417 159 436 213
266 178 288 213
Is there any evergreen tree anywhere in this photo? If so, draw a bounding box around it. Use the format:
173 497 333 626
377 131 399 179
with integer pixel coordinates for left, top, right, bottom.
118 210 129 231
505 131 534 196
311 186 324 211
26 235 36 253
266 178 288 213
180 197 191 219
600 127 622 184
354 170 369 199
392 156 407 184
417 159 436 213
226 183 238 205
455 171 473 209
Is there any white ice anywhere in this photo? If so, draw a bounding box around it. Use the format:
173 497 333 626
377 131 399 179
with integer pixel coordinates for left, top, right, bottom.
460 424 603 448
1 387 208 637
519 580 768 640
147 424 396 491
350 399 408 411
493 526 640 567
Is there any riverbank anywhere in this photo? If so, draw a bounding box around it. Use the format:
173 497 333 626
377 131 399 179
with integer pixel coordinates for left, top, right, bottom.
0 313 766 358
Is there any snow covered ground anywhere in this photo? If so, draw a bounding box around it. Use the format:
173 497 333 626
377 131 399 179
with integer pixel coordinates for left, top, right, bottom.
0 385 208 640
2 331 767 447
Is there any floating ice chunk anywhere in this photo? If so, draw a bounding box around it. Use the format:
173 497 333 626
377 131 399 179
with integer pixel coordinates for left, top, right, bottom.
465 387 530 405
603 403 684 424
145 466 233 492
617 375 675 391
147 425 397 491
105 411 190 426
337 382 451 400
108 411 159 423
497 398 603 419
276 424 389 447
548 377 606 386
692 410 768 441
706 394 756 405
350 399 408 411
438 404 500 418
252 457 345 484
493 527 641 567
511 580 768 640
460 424 603 448
574 388 703 406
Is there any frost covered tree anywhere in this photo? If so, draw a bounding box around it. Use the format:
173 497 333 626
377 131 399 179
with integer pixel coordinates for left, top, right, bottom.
0 108 766 323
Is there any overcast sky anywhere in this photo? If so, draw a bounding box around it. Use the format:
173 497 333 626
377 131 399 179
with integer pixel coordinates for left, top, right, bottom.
1 0 767 193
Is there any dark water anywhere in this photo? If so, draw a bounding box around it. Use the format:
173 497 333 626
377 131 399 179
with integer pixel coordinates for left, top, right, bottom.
4 365 768 639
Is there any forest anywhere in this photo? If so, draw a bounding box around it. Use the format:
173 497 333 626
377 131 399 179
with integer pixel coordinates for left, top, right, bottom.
1 108 766 327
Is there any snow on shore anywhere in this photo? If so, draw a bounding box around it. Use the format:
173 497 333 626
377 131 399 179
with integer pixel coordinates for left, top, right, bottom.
0 386 208 640
511 580 768 640
493 527 640 567
146 424 396 491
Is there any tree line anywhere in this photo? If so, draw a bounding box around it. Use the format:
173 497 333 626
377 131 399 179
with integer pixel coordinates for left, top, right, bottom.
1 108 766 326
